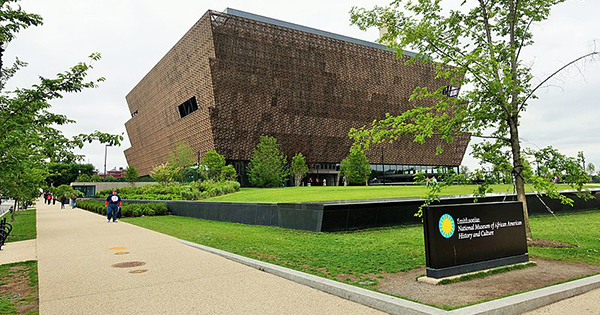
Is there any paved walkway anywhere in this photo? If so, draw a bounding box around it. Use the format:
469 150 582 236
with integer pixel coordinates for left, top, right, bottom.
35 200 385 314
524 288 600 315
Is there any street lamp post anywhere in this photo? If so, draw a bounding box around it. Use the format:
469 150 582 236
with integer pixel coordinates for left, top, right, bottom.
104 145 110 176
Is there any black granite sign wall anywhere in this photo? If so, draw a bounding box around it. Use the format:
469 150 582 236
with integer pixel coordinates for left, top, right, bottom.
423 201 529 278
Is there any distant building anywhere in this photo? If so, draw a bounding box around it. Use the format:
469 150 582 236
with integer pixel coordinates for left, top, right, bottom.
101 167 126 178
124 8 469 185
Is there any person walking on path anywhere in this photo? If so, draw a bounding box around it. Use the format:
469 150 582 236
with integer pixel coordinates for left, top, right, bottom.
105 190 122 223
52 194 56 205
60 195 67 209
71 194 77 209
46 193 52 205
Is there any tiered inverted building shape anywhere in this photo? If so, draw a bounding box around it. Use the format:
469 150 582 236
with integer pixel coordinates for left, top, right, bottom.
124 8 469 185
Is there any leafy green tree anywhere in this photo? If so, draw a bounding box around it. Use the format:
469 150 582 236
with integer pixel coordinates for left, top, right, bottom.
124 166 139 187
54 184 83 199
290 153 308 187
90 174 102 182
76 174 91 182
201 150 226 181
339 146 371 186
220 165 237 182
46 163 95 187
350 1 597 238
169 142 196 182
247 135 289 188
587 163 596 177
150 162 177 186
0 1 122 213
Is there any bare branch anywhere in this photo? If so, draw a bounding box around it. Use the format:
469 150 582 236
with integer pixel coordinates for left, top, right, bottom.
518 51 600 112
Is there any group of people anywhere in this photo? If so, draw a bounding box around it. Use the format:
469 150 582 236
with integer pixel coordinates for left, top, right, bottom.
42 191 78 209
425 176 438 186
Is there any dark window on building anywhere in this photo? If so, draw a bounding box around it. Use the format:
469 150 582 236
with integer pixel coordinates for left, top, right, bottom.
178 97 199 118
443 85 461 98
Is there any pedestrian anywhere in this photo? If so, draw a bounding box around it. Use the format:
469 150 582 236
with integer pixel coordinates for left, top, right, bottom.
105 190 122 223
432 176 438 185
71 194 77 209
323 178 327 186
46 193 51 205
60 195 67 209
425 177 430 186
52 194 56 205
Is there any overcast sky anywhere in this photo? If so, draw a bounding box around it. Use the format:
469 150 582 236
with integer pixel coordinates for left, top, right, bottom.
4 0 599 173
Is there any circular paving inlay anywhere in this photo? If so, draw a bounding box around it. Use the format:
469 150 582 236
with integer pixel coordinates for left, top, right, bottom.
114 252 130 255
129 269 148 274
111 261 145 268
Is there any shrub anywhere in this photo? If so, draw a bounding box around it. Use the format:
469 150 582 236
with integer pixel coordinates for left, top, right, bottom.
78 200 168 218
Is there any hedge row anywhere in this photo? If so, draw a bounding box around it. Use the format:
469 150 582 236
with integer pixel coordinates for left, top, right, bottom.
77 200 168 217
95 180 241 201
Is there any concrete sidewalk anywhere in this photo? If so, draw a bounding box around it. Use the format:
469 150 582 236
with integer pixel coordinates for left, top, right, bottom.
36 200 385 314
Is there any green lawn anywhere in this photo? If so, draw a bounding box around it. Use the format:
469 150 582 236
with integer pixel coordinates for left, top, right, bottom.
529 211 600 265
4 209 37 243
123 210 600 285
204 184 577 203
0 261 38 315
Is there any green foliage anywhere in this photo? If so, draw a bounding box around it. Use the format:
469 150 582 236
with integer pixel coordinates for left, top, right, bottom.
90 174 102 182
77 200 168 217
150 162 178 186
124 165 139 186
339 147 371 185
247 135 289 188
94 180 241 201
0 1 122 206
220 164 237 182
349 1 597 238
46 162 95 187
169 142 196 182
290 153 309 187
103 175 117 182
54 184 83 198
201 150 226 181
76 173 91 182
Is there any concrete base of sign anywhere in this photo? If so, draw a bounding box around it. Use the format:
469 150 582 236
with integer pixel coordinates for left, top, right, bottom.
426 254 529 279
418 261 535 285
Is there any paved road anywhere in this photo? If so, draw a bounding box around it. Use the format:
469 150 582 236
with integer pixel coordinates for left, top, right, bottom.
36 199 385 314
524 288 600 315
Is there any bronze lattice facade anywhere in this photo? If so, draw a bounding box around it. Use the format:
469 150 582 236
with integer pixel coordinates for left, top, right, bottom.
124 9 469 181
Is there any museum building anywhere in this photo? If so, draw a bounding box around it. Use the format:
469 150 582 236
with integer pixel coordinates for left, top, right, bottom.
124 8 469 186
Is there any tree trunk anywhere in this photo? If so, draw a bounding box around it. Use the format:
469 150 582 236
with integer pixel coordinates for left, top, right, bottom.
12 199 17 223
508 116 532 239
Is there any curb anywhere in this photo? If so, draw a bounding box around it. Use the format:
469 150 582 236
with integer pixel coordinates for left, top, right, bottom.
178 239 600 315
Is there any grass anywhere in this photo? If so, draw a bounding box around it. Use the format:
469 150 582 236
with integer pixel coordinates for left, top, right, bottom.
204 184 577 203
3 209 36 243
123 210 600 286
529 210 600 265
0 261 38 315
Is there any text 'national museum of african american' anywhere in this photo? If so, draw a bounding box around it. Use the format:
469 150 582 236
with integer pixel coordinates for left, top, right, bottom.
124 8 469 186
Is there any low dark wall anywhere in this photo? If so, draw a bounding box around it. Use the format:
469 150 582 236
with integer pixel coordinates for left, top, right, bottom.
91 189 600 232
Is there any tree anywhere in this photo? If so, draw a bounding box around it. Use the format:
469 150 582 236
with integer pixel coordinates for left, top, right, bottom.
339 146 371 186
76 174 91 182
350 1 597 239
0 1 122 214
169 142 196 182
46 163 95 187
587 163 596 177
54 184 83 199
290 153 309 187
201 150 226 181
124 166 139 186
247 135 289 188
90 174 102 182
150 162 177 186
220 165 237 182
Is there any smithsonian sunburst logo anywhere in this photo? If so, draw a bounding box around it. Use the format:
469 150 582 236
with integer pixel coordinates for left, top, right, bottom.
439 214 455 238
